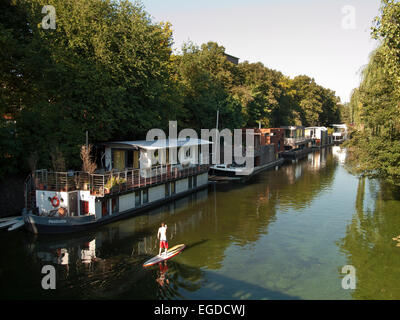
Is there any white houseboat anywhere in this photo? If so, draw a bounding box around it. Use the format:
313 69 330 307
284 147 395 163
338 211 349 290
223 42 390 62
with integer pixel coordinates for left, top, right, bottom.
305 127 332 148
22 138 211 234
331 124 348 144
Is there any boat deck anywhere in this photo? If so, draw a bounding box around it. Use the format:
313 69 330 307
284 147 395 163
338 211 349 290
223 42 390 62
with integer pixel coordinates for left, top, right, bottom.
209 158 284 183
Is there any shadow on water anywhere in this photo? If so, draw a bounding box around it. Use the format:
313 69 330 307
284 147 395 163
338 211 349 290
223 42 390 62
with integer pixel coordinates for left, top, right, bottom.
184 239 210 251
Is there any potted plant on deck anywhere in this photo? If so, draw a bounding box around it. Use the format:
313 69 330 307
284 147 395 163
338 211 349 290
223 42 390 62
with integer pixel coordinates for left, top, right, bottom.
80 144 97 193
104 175 127 194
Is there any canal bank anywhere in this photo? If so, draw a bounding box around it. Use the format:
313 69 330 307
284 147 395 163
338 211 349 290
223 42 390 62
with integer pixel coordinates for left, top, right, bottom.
1 147 400 300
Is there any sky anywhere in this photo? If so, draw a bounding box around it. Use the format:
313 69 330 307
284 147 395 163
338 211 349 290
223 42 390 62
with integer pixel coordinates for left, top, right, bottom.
140 0 381 103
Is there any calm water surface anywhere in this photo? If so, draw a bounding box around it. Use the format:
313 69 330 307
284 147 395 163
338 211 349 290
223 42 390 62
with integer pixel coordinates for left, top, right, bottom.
2 147 400 300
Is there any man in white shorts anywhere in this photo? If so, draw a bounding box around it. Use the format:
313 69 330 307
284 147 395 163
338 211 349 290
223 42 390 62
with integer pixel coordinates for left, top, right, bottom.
158 222 168 256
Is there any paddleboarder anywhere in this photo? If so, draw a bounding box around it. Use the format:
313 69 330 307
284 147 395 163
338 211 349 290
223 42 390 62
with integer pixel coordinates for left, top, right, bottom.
158 222 168 256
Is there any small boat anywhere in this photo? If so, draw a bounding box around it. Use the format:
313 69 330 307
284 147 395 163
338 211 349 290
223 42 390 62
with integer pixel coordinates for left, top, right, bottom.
0 217 23 230
209 164 250 177
0 216 21 223
8 220 25 231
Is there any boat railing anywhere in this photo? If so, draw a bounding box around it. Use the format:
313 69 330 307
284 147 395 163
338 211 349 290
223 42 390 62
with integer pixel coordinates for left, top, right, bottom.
30 164 209 197
284 137 311 146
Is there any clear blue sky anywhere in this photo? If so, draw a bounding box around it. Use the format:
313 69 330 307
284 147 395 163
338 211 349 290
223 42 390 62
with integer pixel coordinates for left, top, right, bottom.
140 0 381 103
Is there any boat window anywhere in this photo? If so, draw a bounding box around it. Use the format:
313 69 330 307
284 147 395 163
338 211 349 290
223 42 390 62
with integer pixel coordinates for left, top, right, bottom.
101 199 108 217
112 197 119 214
133 150 140 169
193 176 197 188
171 182 176 195
80 200 89 215
255 136 260 147
188 176 192 189
165 183 170 197
113 149 126 171
127 150 133 168
135 191 141 207
154 150 159 163
143 189 149 203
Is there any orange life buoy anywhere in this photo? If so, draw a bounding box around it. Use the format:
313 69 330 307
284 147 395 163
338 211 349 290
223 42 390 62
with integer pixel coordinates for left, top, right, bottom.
50 196 60 207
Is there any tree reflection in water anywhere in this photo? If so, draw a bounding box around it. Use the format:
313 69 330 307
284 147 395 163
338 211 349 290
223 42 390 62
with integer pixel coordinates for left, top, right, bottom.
337 177 400 299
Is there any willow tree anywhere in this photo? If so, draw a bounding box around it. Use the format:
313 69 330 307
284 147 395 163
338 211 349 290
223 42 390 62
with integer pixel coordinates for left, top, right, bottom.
347 48 400 183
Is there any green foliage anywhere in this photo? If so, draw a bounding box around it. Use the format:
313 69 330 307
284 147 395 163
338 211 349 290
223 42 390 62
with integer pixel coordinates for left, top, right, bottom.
235 62 287 127
173 42 243 130
105 175 126 190
0 0 342 180
1 0 176 176
286 75 341 127
348 0 400 185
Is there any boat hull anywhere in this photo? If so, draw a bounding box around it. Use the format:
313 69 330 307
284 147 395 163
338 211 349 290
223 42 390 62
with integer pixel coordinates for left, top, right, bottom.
281 147 313 160
23 184 208 234
209 158 284 182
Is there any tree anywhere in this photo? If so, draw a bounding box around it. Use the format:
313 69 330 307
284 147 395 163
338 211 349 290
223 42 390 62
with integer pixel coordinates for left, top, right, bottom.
173 41 243 130
2 0 177 175
0 1 343 180
350 28 400 184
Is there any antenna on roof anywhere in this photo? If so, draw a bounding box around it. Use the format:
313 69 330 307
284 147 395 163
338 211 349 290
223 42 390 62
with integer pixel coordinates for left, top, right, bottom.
216 109 219 131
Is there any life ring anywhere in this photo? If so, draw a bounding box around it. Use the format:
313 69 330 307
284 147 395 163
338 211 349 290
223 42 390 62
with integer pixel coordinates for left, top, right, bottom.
50 196 60 207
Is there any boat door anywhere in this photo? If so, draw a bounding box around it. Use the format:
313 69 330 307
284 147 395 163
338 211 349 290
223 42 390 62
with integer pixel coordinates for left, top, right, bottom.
68 191 79 216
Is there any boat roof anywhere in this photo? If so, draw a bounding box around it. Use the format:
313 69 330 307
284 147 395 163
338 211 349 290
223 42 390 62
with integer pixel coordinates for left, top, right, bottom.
101 138 212 150
281 126 305 130
305 126 328 131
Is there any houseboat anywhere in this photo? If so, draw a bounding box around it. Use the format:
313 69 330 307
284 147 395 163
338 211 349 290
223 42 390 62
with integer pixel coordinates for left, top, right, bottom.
305 127 333 148
331 124 348 145
209 128 284 180
22 138 211 234
280 126 312 160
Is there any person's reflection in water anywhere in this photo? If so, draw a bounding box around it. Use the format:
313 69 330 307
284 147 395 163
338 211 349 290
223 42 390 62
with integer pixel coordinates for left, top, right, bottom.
156 260 169 288
56 248 69 275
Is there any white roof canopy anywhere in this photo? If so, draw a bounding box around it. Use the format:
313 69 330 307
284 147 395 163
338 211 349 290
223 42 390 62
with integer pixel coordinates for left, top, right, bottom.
102 138 212 151
305 127 328 131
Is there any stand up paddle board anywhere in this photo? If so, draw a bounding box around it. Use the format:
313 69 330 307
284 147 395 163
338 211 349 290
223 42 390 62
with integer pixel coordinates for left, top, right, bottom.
143 244 186 267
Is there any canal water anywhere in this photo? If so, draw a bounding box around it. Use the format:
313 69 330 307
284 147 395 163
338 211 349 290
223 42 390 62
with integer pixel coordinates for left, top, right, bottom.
2 146 400 300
